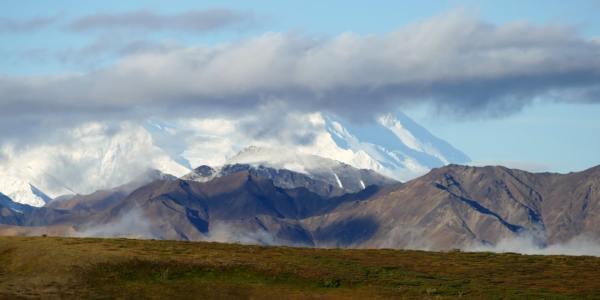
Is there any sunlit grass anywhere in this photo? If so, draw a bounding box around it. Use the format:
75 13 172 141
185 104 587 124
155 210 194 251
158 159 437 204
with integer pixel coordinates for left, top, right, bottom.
0 236 598 299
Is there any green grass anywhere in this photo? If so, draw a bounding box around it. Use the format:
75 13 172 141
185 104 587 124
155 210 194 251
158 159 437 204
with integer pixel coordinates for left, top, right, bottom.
0 236 599 299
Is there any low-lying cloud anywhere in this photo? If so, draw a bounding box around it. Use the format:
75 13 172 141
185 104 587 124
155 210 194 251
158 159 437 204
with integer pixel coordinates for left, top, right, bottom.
74 208 156 239
465 234 600 257
206 222 277 245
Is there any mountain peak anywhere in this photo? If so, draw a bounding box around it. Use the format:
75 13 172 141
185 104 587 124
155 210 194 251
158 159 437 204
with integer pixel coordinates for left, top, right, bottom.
193 165 217 177
182 147 397 197
378 113 470 164
0 111 468 202
142 112 469 184
227 145 353 175
0 175 51 207
322 112 470 181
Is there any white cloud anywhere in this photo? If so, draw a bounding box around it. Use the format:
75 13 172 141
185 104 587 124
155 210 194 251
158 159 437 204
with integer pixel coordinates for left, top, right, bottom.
2 10 600 143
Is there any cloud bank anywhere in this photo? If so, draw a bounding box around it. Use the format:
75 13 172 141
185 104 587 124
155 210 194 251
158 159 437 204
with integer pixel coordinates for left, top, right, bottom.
2 11 600 142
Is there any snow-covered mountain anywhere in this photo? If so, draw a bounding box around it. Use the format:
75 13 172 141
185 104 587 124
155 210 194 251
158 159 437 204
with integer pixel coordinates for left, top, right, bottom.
147 112 470 182
0 175 51 207
321 112 470 181
182 146 397 197
0 123 190 203
0 111 468 203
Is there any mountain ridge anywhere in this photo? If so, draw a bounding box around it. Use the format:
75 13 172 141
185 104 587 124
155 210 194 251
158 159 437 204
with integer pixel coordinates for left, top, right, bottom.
1 162 599 253
182 147 398 198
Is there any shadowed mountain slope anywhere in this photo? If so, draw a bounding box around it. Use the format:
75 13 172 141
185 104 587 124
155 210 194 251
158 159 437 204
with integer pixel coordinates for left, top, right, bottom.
1 164 600 251
73 169 388 244
303 165 600 249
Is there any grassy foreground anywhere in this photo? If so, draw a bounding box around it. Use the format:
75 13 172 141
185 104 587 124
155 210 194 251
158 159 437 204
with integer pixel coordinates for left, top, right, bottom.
1 236 599 299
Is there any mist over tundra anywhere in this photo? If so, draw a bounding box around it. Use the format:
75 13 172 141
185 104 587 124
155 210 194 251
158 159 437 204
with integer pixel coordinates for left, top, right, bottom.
465 235 600 257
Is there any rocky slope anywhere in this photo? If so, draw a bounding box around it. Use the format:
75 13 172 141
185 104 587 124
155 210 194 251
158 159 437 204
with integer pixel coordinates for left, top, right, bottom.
182 147 397 198
1 164 599 251
303 165 600 249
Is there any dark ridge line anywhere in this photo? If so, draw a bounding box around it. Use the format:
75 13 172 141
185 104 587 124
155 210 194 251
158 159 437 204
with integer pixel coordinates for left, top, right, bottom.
435 183 524 233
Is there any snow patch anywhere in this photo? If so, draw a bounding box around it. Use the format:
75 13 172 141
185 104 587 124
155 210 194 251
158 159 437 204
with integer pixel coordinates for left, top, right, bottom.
333 173 343 188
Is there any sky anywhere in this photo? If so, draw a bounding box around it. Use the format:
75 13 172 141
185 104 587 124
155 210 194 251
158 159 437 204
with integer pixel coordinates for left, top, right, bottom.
1 0 600 173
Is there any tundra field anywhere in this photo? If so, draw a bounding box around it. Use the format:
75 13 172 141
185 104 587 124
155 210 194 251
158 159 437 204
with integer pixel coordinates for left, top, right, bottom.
1 236 600 299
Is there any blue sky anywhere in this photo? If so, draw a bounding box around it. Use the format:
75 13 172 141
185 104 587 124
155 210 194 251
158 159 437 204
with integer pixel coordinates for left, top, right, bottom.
1 0 599 172
405 102 600 172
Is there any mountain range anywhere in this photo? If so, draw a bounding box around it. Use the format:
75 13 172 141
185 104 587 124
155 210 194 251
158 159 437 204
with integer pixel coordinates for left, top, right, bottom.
0 112 469 207
2 112 597 252
1 160 599 251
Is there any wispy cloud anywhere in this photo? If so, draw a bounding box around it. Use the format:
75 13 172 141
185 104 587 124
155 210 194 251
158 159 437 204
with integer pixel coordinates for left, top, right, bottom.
55 36 181 66
206 222 277 245
66 8 257 33
74 208 156 239
465 234 600 257
0 14 60 34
